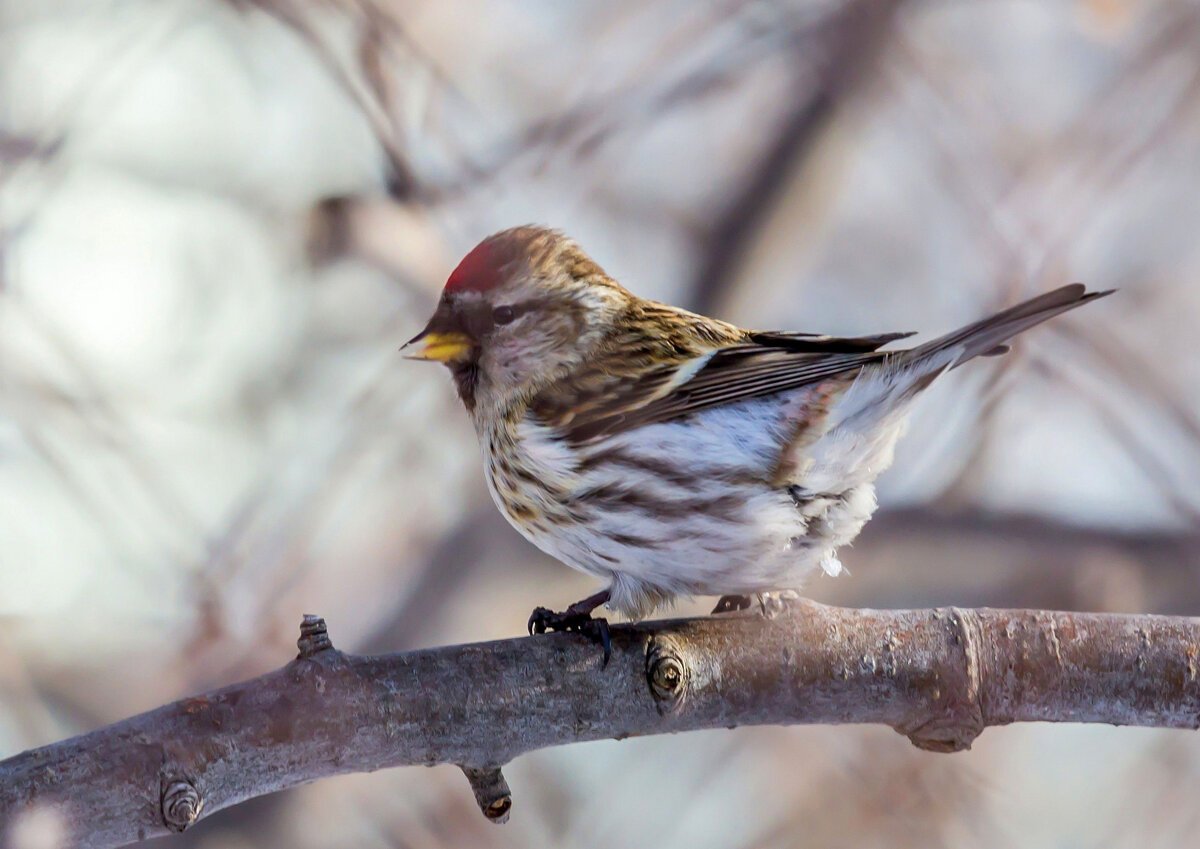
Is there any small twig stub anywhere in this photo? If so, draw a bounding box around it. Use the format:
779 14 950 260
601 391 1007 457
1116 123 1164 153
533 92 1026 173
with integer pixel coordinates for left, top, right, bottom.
297 614 333 658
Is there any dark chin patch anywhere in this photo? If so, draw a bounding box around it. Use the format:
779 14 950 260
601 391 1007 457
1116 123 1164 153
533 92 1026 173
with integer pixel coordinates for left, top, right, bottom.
451 361 480 410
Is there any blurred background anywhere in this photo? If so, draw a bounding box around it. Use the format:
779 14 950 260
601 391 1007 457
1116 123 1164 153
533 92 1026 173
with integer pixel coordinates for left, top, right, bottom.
3 0 1200 846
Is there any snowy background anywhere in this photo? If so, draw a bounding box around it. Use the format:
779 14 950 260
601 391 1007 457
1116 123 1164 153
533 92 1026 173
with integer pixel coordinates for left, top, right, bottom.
3 0 1200 846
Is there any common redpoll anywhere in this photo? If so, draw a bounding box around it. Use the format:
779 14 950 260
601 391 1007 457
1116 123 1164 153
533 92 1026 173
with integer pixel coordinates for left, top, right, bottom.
404 226 1110 657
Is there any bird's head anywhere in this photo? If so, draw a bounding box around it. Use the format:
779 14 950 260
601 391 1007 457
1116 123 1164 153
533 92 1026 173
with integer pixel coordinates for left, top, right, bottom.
404 226 626 413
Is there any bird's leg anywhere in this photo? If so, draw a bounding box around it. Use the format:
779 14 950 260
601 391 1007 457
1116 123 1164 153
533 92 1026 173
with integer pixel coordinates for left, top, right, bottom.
528 589 612 665
711 594 753 614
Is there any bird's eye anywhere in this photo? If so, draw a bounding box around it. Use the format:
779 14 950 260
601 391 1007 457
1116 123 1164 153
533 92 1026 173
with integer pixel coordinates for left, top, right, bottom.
492 305 516 325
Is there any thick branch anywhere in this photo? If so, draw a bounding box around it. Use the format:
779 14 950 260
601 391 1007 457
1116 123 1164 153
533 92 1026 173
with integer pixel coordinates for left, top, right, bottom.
3 603 1200 847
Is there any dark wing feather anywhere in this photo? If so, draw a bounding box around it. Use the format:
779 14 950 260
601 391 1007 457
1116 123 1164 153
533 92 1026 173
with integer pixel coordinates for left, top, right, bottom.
534 340 891 445
748 330 915 352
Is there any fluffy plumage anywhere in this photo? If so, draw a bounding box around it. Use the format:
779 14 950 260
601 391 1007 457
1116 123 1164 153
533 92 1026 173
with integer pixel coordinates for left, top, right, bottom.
405 225 1111 621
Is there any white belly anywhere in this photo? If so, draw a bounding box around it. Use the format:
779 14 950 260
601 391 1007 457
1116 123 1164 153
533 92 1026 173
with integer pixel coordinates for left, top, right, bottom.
484 385 905 618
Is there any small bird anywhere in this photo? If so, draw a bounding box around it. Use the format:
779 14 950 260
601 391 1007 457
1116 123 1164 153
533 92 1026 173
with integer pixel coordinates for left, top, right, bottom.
405 225 1110 658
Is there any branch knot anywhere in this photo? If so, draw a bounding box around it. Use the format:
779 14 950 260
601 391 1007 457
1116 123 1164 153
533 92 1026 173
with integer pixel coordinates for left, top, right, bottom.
646 636 688 713
161 778 202 832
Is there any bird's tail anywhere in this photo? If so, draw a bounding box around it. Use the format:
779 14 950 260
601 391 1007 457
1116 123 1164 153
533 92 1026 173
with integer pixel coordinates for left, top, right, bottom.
900 283 1113 370
789 284 1111 495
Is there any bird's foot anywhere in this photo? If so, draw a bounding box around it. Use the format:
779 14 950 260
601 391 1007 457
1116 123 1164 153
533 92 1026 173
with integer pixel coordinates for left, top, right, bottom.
757 590 801 619
527 590 612 666
713 591 800 616
711 594 753 614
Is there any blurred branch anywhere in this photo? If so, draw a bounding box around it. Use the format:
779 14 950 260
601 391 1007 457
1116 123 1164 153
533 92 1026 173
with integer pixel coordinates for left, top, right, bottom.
409 2 846 203
1030 355 1200 525
359 498 496 653
838 508 1200 613
0 128 61 165
689 0 901 313
5 602 1200 847
241 0 419 197
887 7 1200 507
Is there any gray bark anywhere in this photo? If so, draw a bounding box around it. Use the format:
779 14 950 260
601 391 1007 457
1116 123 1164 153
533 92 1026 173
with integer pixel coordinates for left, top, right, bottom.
3 602 1200 848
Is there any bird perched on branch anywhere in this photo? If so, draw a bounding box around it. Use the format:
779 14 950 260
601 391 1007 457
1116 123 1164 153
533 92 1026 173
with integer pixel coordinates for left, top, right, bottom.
405 225 1110 660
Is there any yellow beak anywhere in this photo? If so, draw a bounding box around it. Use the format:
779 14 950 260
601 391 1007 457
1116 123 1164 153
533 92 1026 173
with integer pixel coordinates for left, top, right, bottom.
402 331 473 363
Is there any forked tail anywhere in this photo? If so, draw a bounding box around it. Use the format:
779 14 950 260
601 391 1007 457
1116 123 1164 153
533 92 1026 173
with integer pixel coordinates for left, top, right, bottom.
903 283 1113 370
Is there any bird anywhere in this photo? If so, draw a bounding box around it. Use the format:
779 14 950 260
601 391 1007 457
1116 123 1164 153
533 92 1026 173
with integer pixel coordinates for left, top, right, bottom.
404 225 1111 660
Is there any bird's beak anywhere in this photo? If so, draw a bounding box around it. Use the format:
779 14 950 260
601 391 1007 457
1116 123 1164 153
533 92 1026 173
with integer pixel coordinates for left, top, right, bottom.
401 328 474 363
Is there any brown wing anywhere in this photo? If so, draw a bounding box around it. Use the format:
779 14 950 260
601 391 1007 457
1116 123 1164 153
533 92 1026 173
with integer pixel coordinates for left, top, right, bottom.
529 284 1112 446
530 328 912 445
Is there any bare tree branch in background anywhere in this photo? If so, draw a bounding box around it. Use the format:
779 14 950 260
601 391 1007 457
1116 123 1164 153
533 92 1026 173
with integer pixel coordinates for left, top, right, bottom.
237 0 421 197
888 6 1200 512
836 508 1200 614
4 602 1200 849
689 0 902 313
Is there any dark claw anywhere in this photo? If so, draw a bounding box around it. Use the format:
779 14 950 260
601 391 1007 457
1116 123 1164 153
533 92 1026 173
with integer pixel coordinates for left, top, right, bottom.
528 606 554 635
526 604 611 666
712 594 753 614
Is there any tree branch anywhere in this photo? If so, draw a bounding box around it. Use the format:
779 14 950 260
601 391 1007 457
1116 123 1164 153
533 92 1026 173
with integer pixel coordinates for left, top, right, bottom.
3 602 1199 847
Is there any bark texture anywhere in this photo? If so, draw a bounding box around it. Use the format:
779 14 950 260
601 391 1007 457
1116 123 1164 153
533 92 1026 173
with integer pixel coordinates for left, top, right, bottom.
3 602 1200 848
